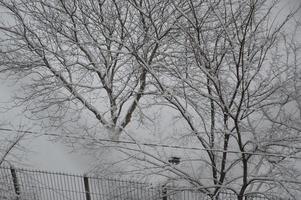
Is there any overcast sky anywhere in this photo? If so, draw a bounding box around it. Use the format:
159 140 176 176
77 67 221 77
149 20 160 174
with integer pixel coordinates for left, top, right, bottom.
0 0 300 174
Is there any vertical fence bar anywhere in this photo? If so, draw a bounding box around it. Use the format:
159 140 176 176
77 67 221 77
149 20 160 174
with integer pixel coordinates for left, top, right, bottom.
10 166 20 200
115 180 122 200
83 175 91 200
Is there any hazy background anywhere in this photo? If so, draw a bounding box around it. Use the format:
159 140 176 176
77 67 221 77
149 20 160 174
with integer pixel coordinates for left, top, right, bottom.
0 0 300 175
0 76 94 173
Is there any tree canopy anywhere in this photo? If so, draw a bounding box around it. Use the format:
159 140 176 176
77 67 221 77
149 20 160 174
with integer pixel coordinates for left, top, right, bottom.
0 0 300 199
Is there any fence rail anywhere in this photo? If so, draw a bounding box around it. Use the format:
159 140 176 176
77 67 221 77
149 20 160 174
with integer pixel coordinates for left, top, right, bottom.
0 166 289 200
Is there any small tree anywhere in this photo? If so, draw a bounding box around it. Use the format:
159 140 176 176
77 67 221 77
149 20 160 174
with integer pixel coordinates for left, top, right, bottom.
0 127 25 166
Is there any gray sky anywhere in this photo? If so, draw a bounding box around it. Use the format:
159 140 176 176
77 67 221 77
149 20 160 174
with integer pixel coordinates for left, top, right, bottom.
0 77 93 173
0 0 299 174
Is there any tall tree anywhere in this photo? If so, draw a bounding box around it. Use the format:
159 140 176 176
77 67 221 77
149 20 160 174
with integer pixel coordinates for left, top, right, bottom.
0 0 164 140
132 0 301 198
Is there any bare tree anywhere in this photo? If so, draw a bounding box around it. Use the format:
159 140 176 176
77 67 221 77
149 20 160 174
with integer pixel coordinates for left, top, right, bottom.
1 0 301 199
0 127 25 166
129 0 301 199
0 0 164 141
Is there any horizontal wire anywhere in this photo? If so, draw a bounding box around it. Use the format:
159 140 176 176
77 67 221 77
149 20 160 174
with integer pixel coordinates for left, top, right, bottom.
1 128 301 186
0 127 301 159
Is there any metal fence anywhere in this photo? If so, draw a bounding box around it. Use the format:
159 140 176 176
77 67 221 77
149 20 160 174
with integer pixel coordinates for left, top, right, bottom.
0 166 288 200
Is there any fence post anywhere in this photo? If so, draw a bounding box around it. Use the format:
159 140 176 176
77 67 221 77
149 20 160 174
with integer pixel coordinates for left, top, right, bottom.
162 185 167 200
83 175 91 200
10 166 20 200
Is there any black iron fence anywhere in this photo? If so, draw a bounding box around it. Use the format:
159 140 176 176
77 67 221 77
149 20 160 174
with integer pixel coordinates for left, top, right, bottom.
0 166 288 200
